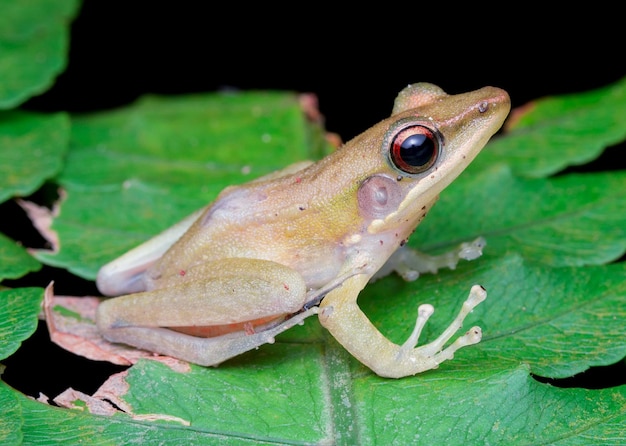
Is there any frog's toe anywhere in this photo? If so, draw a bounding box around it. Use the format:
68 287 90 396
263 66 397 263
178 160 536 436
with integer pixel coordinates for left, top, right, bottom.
399 285 486 366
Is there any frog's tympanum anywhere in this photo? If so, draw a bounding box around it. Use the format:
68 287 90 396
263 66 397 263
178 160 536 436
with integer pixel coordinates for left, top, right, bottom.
96 83 510 378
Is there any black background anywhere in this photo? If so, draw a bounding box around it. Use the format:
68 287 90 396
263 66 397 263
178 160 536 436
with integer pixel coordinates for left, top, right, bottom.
4 3 625 399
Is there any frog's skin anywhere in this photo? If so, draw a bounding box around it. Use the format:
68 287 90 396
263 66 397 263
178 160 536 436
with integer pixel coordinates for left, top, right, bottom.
96 83 510 378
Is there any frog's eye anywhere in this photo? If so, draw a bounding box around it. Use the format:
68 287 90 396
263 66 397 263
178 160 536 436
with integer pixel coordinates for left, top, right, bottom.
388 125 439 175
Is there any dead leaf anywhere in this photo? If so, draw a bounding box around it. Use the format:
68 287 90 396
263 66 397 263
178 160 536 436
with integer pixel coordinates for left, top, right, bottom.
54 370 190 424
18 190 65 252
43 283 191 372
53 388 119 416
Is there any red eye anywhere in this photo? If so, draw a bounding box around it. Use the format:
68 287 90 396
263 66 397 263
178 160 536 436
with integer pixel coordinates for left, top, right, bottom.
389 125 439 175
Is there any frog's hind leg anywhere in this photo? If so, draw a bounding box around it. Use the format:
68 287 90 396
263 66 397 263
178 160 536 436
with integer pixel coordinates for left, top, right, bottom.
96 258 314 366
98 307 319 366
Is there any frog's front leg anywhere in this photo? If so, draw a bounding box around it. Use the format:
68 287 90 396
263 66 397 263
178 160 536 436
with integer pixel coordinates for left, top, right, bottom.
372 237 486 282
318 274 485 378
96 258 316 366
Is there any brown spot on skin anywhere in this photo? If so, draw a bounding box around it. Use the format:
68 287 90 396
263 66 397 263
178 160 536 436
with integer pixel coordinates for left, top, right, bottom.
283 283 290 291
298 206 305 211
400 239 407 247
379 240 384 245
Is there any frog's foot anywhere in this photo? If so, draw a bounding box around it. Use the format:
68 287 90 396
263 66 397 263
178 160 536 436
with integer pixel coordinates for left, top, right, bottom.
397 284 486 366
374 237 486 282
318 275 487 378
100 307 320 367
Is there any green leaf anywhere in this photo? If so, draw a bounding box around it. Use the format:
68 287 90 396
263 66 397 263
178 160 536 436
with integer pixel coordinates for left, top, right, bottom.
0 0 80 109
3 358 625 443
0 381 22 445
6 83 626 444
473 76 626 177
28 254 615 443
417 166 626 267
34 92 331 278
0 111 70 203
0 233 41 281
49 254 619 443
86 362 626 444
0 288 43 360
362 254 626 379
3 375 318 445
352 364 626 445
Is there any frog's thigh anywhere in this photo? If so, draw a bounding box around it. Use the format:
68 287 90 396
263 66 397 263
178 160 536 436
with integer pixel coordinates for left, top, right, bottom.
96 258 308 365
97 258 307 331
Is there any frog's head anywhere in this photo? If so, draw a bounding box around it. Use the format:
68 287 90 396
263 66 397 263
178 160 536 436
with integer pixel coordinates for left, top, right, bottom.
357 83 510 239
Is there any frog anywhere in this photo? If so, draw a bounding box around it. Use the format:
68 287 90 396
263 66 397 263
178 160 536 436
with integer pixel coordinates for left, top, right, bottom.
96 83 510 378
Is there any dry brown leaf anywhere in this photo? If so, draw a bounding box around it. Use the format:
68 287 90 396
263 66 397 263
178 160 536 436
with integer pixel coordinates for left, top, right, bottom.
43 283 191 372
17 190 65 252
